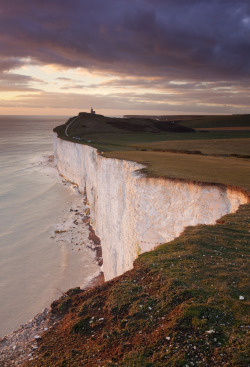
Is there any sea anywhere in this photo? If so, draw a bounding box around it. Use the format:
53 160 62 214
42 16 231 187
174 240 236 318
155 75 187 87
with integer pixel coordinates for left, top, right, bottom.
0 115 100 338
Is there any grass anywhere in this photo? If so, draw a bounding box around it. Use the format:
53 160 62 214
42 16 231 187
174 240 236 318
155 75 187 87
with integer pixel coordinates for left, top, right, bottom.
54 113 250 193
168 114 250 129
104 151 250 193
25 205 250 367
24 113 250 366
78 131 250 152
128 138 250 157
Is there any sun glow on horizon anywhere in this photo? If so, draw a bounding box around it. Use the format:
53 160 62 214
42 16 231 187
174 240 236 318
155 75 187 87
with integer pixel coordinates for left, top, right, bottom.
1 61 249 116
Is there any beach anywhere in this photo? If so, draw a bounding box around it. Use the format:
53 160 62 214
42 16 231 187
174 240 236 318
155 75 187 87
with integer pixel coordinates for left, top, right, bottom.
0 116 101 338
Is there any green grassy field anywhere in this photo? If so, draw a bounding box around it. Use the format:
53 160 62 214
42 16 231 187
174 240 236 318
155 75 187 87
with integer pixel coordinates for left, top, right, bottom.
31 113 250 366
128 138 250 156
54 112 250 192
78 131 250 149
164 114 250 129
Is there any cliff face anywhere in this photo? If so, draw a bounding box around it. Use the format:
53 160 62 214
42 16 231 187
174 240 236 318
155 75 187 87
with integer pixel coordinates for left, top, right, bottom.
53 133 248 281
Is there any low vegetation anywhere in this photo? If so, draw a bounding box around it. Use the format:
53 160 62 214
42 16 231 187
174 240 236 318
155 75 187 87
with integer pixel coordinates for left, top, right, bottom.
54 113 250 191
27 113 250 366
25 205 250 366
173 114 250 129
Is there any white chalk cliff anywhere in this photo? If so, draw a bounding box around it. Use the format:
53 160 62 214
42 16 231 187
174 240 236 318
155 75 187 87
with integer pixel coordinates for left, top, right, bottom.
53 133 248 281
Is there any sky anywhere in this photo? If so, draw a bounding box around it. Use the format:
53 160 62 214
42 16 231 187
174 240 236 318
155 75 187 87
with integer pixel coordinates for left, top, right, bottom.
0 0 249 116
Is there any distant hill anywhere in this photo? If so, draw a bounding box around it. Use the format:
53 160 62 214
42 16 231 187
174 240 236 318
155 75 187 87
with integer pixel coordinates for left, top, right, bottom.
54 112 194 139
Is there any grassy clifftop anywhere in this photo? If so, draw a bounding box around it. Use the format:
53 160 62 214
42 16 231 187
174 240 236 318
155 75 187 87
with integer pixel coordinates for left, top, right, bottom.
54 113 250 192
29 113 250 366
54 112 194 138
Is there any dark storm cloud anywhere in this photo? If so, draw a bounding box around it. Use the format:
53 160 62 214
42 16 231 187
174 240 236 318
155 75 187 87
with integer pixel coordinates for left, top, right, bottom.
0 0 250 81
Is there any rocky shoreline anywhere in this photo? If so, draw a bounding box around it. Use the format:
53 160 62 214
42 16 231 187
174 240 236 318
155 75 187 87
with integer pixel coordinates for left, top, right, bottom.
0 179 104 366
0 307 61 366
0 271 104 366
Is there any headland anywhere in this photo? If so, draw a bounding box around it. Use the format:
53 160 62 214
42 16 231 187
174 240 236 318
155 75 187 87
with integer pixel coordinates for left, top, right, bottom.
2 113 250 366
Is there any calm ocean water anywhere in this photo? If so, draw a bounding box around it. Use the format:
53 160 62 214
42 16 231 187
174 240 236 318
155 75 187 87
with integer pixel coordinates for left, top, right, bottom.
0 116 100 337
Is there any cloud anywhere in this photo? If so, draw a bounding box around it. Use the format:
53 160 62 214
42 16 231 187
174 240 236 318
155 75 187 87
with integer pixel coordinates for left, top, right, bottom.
0 56 42 91
56 77 75 81
97 76 250 105
0 56 26 73
0 70 40 91
1 87 248 115
60 84 88 90
0 0 249 82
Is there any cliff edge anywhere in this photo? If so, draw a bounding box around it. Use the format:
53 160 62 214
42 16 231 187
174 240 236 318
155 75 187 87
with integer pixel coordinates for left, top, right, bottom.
53 133 248 281
22 114 250 366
